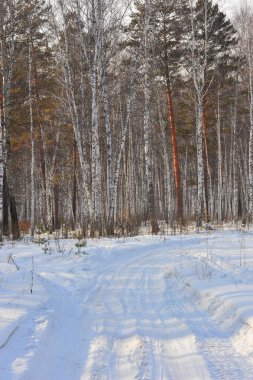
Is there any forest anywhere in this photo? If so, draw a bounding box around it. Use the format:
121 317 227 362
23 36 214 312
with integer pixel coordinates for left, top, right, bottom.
0 0 252 239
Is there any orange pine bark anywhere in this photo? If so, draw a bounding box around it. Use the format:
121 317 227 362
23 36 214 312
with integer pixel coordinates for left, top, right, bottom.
163 27 182 224
166 78 182 223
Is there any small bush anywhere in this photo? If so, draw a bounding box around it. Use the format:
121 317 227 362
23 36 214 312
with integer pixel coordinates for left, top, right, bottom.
19 220 31 234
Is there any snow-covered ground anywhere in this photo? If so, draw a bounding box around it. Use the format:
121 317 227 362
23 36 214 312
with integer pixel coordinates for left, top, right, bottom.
1 231 253 379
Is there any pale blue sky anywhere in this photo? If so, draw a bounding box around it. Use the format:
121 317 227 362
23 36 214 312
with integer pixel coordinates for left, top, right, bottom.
225 0 239 5
221 0 244 17
223 0 252 14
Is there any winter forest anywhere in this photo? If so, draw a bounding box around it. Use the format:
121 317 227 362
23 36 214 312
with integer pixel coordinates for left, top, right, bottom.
0 0 253 240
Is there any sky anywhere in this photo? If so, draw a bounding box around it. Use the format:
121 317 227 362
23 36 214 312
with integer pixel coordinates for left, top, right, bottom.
222 0 251 16
225 0 239 6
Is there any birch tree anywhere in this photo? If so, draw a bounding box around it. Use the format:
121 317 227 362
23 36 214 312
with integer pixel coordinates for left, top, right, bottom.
57 0 92 229
189 0 238 227
0 2 4 241
2 0 253 235
216 83 222 222
143 0 158 231
107 60 137 231
247 13 253 219
237 5 253 220
189 0 205 227
0 78 3 241
0 0 20 239
28 17 35 236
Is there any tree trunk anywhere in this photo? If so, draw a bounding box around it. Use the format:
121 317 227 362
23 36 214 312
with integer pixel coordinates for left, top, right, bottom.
196 95 204 228
28 27 35 236
60 0 92 225
248 34 253 219
143 0 158 233
216 88 222 223
0 100 3 241
54 184 60 230
232 76 239 221
156 92 171 222
108 62 136 233
72 141 77 230
2 35 20 240
202 93 209 222
10 194 19 240
3 170 9 236
166 79 181 223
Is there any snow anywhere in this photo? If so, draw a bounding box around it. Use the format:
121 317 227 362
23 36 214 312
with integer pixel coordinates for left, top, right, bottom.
1 231 253 379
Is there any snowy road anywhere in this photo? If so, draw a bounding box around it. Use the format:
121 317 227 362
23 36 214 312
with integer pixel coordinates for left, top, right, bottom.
78 250 252 380
1 233 253 379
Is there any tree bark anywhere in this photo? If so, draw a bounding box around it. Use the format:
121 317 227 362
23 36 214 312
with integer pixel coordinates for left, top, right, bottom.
0 96 3 240
28 25 35 236
166 78 181 223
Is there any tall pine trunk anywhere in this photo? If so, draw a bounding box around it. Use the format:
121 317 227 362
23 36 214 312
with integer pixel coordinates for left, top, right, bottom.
166 78 181 223
162 23 181 224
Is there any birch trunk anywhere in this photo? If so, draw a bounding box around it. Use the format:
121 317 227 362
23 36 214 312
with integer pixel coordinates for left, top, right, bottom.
100 64 113 233
0 97 3 241
248 33 253 219
0 25 3 239
216 88 222 223
232 76 239 221
143 0 157 232
28 26 35 236
190 0 207 228
196 96 204 227
202 94 210 221
90 0 103 234
40 124 59 232
108 62 136 229
1 25 20 239
59 1 92 224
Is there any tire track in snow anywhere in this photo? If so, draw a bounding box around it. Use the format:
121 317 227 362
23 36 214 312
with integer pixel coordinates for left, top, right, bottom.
81 255 156 380
3 241 253 380
82 248 253 379
164 278 253 380
81 252 210 379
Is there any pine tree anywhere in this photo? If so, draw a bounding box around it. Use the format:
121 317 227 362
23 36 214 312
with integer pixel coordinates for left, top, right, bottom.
152 0 190 225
